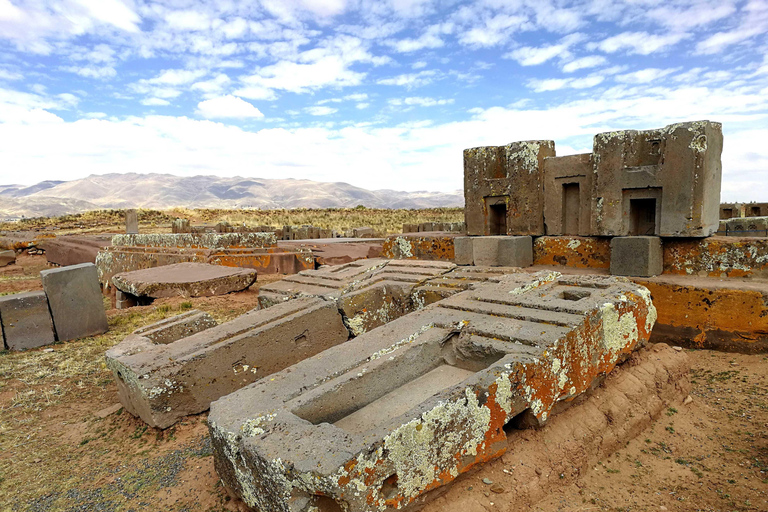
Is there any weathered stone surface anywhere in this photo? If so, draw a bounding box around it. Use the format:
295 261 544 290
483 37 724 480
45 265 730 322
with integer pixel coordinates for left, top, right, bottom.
610 236 663 277
453 236 474 265
412 266 522 306
591 121 722 237
719 216 768 237
96 245 313 289
259 259 457 336
40 235 112 266
464 141 555 236
133 309 216 344
472 235 533 267
112 262 257 299
115 290 137 310
112 232 277 249
382 234 457 261
634 275 768 353
744 202 768 217
719 203 743 219
662 237 768 279
533 236 611 269
278 239 384 266
543 153 593 236
209 271 656 512
40 263 108 341
106 297 349 429
258 259 391 308
0 249 15 267
126 209 138 234
0 291 56 350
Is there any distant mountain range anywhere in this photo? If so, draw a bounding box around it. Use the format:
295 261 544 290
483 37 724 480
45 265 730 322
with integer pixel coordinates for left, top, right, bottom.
0 173 464 219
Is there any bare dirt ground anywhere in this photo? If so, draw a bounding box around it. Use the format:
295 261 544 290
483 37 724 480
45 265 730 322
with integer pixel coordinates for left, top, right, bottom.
1 254 767 512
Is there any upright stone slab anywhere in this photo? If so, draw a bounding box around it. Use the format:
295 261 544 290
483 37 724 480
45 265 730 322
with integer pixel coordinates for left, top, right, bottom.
472 235 533 267
106 297 349 429
0 291 56 350
453 236 474 265
209 271 656 512
543 153 593 236
126 209 139 234
610 236 663 277
0 249 16 267
41 263 108 341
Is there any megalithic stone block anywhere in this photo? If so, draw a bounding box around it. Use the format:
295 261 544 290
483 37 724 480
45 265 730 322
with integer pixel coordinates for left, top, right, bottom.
106 296 350 429
209 271 656 512
0 291 56 351
40 263 108 342
0 249 16 267
126 209 139 234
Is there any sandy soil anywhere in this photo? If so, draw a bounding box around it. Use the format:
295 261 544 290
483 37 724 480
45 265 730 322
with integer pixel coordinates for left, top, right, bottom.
1 255 766 512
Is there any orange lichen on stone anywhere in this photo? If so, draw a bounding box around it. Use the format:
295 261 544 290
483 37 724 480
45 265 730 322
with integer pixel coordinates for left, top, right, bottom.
382 234 457 261
634 276 768 353
533 236 610 269
662 237 768 279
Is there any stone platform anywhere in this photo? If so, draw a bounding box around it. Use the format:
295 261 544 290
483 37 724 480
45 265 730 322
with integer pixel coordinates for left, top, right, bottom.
96 232 314 289
112 262 257 300
209 271 655 512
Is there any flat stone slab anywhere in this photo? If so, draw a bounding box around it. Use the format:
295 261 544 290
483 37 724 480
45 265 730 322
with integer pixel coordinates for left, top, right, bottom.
111 232 277 249
112 262 257 299
40 235 112 266
0 249 16 267
40 263 108 342
209 271 656 512
0 291 56 351
106 297 349 429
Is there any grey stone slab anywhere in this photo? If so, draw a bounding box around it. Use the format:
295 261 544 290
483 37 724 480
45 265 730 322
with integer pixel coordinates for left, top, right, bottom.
472 235 533 267
126 209 138 234
610 236 663 277
106 296 349 429
0 291 56 351
0 249 16 267
112 262 257 299
453 236 474 265
40 263 108 342
208 271 656 512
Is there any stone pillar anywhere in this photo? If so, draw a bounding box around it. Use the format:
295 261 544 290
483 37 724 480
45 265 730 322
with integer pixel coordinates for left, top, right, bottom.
125 209 138 234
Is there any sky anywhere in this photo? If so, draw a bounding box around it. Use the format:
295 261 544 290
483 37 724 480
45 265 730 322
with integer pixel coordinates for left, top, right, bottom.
0 0 766 201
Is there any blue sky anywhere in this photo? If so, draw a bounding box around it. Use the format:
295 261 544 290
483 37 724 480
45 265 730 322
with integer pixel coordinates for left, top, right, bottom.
0 0 766 201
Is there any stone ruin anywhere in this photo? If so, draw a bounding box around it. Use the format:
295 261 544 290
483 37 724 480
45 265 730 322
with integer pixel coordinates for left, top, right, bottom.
0 263 107 351
95 232 314 290
461 120 723 276
172 219 378 240
209 271 655 512
97 118 768 512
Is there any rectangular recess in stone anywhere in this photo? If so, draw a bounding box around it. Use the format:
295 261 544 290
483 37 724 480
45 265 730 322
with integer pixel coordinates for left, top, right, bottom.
0 291 56 350
610 236 663 277
40 263 108 342
106 296 349 429
208 271 656 512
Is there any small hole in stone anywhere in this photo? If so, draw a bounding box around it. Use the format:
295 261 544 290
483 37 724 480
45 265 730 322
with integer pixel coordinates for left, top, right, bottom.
560 290 591 301
380 473 400 500
310 495 343 512
504 408 536 433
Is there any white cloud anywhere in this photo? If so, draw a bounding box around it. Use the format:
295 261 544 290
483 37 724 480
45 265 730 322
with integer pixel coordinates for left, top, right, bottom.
615 68 677 84
191 74 231 95
141 97 170 106
506 34 585 66
196 95 264 119
390 24 448 53
63 65 117 79
305 105 337 115
527 74 605 92
0 69 22 81
389 96 454 107
457 13 527 48
355 102 369 109
377 70 438 88
595 31 687 55
561 55 607 73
